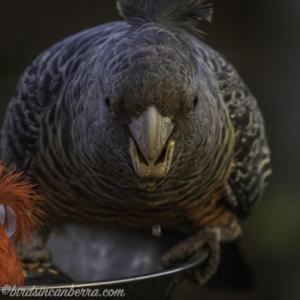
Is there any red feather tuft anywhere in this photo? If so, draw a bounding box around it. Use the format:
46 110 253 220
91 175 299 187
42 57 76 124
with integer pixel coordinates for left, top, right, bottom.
0 225 24 286
0 162 45 245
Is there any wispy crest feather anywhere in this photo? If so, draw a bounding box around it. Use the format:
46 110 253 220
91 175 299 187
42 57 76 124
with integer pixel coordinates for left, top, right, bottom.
117 0 213 36
0 162 44 245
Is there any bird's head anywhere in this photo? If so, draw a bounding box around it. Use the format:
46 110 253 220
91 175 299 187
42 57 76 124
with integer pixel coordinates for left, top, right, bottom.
84 0 227 190
86 32 222 184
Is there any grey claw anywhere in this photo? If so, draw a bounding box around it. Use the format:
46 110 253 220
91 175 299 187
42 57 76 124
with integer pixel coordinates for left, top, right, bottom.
161 228 222 285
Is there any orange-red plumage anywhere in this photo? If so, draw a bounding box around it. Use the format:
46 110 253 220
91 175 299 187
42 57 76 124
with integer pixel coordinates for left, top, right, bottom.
0 162 44 286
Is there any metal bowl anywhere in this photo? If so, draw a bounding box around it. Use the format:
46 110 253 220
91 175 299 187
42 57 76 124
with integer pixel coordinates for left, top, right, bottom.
0 226 207 300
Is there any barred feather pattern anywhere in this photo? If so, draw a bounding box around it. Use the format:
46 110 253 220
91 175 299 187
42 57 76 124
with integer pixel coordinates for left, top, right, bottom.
1 6 271 232
187 37 272 217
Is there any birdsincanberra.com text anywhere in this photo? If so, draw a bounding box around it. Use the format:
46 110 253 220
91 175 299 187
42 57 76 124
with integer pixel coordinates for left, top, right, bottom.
1 285 126 298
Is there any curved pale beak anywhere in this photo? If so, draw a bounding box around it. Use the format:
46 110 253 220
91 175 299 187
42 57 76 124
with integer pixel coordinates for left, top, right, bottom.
129 106 175 178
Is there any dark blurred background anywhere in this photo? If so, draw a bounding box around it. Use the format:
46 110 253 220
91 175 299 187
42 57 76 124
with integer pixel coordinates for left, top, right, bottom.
0 1 299 299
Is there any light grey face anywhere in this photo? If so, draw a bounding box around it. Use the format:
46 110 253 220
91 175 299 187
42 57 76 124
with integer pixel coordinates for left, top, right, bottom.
129 105 175 178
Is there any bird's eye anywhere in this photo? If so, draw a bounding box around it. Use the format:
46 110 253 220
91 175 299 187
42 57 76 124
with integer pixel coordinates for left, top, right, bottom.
105 97 111 109
193 95 199 109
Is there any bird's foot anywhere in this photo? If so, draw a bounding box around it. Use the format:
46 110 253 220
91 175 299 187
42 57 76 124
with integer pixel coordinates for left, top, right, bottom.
161 228 221 285
17 237 74 285
16 235 52 267
161 225 242 285
23 263 74 285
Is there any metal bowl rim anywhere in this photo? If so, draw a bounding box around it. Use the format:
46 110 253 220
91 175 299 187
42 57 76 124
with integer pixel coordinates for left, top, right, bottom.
5 249 207 290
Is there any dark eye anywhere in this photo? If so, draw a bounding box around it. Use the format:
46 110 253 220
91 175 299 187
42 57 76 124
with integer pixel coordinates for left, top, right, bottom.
105 96 111 109
193 95 199 109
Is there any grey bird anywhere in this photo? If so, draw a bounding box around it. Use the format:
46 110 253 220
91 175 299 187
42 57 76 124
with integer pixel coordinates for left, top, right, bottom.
1 0 271 284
